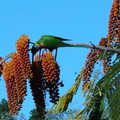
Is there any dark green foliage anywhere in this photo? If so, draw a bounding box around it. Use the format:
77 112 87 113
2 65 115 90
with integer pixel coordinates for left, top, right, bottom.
29 108 79 120
0 99 14 120
0 99 9 112
0 99 26 120
29 109 42 120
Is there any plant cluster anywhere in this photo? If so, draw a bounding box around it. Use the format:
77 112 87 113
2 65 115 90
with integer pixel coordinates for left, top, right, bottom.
30 52 63 118
3 35 32 114
0 35 63 118
82 0 120 91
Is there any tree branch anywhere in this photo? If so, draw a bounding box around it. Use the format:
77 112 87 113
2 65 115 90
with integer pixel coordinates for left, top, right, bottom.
1 43 120 65
0 53 13 65
69 43 120 54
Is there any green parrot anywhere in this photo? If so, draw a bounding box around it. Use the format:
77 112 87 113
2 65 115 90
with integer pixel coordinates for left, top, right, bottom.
31 35 82 60
35 35 73 51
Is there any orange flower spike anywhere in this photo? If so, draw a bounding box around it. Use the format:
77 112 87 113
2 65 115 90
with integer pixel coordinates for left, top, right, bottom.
11 52 27 105
42 51 60 84
107 0 120 44
3 60 19 114
41 52 61 104
82 49 97 80
16 35 33 79
3 52 28 115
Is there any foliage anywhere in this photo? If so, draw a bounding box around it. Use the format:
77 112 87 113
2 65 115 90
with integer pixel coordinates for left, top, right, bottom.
0 99 14 120
29 108 79 120
1 35 63 118
29 109 41 120
0 99 26 120
67 0 120 119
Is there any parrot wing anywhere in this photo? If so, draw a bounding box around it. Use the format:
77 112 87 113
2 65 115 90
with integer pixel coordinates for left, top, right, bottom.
53 36 71 41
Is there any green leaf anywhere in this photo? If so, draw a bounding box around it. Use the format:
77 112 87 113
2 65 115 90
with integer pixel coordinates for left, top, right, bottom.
49 70 83 113
72 60 120 120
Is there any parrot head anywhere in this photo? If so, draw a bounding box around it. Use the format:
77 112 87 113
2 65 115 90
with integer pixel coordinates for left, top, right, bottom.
31 45 41 55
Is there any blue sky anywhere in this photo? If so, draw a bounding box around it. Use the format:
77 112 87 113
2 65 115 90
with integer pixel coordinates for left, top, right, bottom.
0 0 112 119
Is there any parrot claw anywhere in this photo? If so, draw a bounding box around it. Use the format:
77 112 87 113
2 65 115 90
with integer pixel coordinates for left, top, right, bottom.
55 48 58 60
